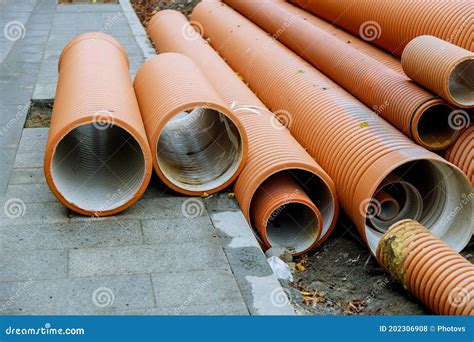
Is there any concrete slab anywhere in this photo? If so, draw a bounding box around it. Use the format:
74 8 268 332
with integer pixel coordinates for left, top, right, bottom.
0 248 67 281
0 274 155 315
69 241 229 277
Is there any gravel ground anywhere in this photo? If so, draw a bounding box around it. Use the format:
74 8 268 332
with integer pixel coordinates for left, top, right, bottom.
128 0 474 316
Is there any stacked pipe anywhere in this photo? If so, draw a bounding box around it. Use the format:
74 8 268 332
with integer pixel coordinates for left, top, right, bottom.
282 1 404 75
377 220 474 315
401 35 474 109
147 10 339 254
446 126 474 188
191 2 473 256
223 0 459 150
290 0 473 56
44 33 153 216
133 53 248 196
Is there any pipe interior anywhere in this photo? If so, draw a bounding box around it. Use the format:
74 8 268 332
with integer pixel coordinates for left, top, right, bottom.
157 107 243 192
416 103 458 148
365 160 473 253
448 59 474 107
51 123 146 212
378 199 399 221
369 182 423 233
266 202 319 253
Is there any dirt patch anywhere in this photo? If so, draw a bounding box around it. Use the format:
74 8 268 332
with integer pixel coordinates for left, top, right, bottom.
131 0 201 27
24 100 53 128
282 213 473 315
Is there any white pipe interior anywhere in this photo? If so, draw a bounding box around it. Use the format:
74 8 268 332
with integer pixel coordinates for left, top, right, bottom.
266 202 319 253
449 59 474 107
157 107 243 192
51 123 146 212
365 160 473 253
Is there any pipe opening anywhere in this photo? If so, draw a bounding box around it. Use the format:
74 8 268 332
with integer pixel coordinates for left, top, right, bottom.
266 202 320 253
368 181 423 233
365 160 473 253
416 103 458 148
449 58 474 107
51 123 146 212
157 107 243 192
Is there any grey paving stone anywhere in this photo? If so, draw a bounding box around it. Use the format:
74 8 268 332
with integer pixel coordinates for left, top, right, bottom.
0 249 67 281
69 241 229 277
0 147 17 194
0 274 155 314
0 220 143 250
56 4 122 13
8 167 45 185
69 197 207 222
4 183 56 203
142 216 216 245
0 104 28 148
204 193 240 212
0 200 69 226
151 269 246 309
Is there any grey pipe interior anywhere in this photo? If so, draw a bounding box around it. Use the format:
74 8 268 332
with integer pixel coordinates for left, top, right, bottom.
449 59 474 107
51 123 146 212
369 181 423 233
157 107 243 192
365 160 473 253
266 202 319 253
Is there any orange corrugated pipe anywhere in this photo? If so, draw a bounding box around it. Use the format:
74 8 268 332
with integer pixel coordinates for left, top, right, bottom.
281 1 404 75
44 33 153 216
193 1 473 254
147 10 339 254
290 0 473 56
134 53 247 196
251 173 323 253
223 0 459 150
402 35 474 109
446 125 474 187
377 219 474 315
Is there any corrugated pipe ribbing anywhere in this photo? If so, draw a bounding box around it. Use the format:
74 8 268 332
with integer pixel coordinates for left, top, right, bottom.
402 36 474 109
280 1 404 75
134 53 247 196
377 220 474 315
224 0 459 150
192 2 473 254
147 10 339 254
290 0 474 56
446 126 474 188
44 32 153 216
